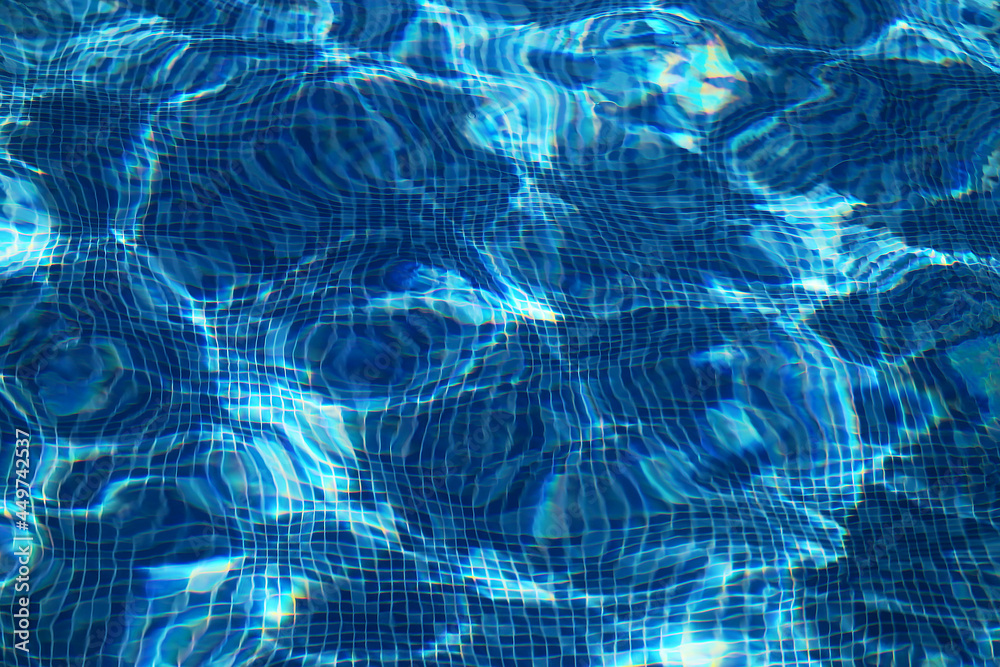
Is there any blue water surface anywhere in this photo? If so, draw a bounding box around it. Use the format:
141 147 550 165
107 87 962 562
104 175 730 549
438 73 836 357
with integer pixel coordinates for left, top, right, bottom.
2 0 1000 666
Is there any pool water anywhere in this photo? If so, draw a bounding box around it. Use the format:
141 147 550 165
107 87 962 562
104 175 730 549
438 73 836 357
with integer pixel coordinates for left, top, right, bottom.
2 1 1000 666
